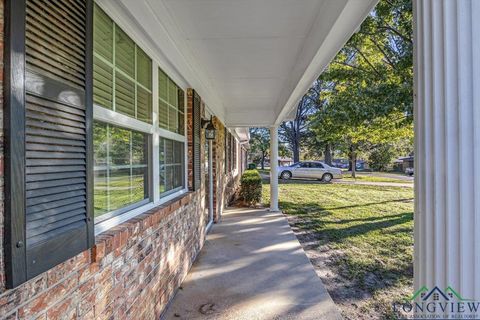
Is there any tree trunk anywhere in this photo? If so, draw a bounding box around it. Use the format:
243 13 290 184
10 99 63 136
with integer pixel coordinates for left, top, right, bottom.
261 152 266 170
349 145 357 179
351 155 357 179
324 143 332 166
293 141 300 163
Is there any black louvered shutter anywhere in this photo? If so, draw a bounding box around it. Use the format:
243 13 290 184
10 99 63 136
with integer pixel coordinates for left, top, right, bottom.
4 0 94 288
192 90 202 191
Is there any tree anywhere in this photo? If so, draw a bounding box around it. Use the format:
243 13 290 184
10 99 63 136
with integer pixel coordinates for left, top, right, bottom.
310 0 413 177
249 128 270 169
279 80 323 162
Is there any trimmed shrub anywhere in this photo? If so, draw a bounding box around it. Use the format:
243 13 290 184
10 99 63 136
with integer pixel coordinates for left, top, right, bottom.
240 169 262 206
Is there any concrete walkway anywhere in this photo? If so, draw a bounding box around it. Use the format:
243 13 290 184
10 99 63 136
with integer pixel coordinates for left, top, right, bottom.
163 208 341 320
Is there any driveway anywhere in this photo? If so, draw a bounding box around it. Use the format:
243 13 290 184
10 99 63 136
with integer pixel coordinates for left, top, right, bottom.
163 208 341 320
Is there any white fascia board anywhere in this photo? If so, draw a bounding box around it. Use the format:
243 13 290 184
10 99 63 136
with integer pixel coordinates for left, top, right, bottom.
234 127 250 143
225 109 277 127
97 0 226 122
274 0 379 125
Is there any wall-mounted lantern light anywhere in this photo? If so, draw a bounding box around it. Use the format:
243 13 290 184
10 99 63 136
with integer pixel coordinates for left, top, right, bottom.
202 116 216 140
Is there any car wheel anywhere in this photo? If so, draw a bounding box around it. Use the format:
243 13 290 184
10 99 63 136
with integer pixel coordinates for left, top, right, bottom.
321 173 333 182
280 171 292 180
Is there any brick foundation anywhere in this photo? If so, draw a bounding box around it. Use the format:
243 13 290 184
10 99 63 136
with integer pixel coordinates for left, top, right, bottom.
0 192 206 319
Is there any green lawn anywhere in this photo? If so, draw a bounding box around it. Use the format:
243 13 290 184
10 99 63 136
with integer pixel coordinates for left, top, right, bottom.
94 175 146 217
262 182 414 319
257 169 270 175
258 168 412 184
342 174 412 183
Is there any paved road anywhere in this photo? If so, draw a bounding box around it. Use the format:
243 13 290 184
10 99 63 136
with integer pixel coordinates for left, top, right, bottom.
163 208 342 320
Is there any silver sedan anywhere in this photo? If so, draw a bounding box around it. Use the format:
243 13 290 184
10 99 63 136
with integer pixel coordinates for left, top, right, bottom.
278 161 343 182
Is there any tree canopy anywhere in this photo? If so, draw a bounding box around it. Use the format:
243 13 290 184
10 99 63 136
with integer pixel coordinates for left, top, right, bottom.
309 0 413 174
250 0 413 173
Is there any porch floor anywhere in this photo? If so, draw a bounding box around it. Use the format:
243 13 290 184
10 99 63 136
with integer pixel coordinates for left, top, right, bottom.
163 207 341 320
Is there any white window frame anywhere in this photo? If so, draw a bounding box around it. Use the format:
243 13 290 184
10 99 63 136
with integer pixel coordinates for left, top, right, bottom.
94 5 188 236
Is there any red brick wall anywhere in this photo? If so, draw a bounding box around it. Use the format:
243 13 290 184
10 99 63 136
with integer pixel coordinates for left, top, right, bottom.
0 4 243 318
0 82 209 319
211 118 240 222
0 192 206 319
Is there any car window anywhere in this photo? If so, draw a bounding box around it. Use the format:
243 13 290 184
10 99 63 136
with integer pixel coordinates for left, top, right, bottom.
311 163 324 168
299 162 309 168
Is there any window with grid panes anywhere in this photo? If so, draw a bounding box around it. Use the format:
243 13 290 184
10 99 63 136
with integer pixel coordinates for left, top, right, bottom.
159 138 184 196
158 69 185 134
93 123 149 220
93 5 152 220
91 4 187 229
93 4 152 123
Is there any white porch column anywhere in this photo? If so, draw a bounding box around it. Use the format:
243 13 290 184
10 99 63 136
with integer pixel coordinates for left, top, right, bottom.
414 0 480 305
269 126 279 211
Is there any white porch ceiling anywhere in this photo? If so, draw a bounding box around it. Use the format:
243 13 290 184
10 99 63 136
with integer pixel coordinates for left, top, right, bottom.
110 0 377 127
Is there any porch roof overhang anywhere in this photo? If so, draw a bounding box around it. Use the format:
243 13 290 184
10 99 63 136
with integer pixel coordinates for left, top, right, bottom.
99 0 377 128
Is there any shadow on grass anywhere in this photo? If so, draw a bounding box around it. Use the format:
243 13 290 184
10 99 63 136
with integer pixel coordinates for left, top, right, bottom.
279 198 413 222
295 211 414 306
279 201 333 217
326 255 414 306
282 198 414 301
321 198 413 211
317 212 413 242
289 209 413 242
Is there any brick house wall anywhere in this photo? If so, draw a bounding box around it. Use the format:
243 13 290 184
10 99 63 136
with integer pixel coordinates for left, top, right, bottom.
211 118 241 223
0 84 208 318
0 192 206 319
0 86 212 319
0 3 243 318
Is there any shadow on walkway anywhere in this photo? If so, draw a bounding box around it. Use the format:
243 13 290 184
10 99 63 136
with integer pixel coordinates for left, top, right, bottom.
163 207 341 320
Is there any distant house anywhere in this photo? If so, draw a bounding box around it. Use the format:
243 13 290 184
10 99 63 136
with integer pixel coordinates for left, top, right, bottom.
279 157 294 166
264 157 294 167
331 158 367 170
394 156 414 172
332 159 349 169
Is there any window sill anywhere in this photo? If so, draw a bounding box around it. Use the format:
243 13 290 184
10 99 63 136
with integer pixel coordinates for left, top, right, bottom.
92 191 194 262
94 189 188 235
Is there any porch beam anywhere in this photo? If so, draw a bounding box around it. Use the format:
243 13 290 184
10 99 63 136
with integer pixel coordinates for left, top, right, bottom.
269 126 279 212
414 0 480 307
